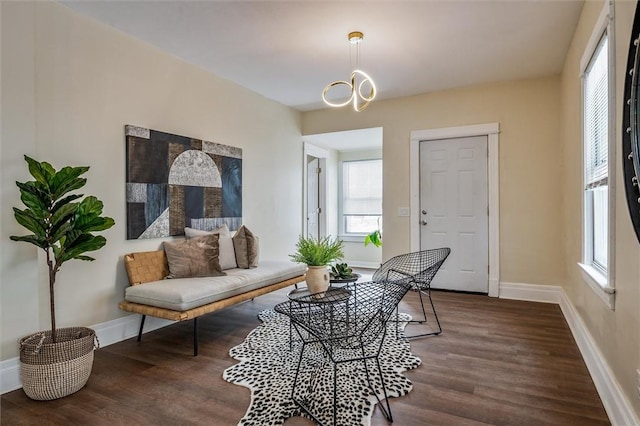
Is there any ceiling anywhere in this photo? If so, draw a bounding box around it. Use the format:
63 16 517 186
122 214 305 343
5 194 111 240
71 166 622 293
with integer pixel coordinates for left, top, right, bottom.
60 0 584 112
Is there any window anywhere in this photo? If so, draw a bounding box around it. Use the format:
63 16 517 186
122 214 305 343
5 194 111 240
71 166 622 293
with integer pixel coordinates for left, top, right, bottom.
584 34 609 275
579 0 615 309
340 159 382 235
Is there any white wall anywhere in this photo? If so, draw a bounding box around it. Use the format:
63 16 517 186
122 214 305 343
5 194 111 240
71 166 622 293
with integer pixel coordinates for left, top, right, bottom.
0 1 302 360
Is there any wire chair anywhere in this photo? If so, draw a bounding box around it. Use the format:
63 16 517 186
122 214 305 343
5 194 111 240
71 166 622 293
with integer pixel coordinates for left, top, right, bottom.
274 279 412 426
372 247 451 339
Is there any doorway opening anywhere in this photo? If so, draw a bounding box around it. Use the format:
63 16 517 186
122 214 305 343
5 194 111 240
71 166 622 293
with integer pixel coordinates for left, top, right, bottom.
303 127 383 268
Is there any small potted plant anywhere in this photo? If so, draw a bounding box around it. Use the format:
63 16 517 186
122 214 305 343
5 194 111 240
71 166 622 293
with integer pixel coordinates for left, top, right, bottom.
329 262 360 283
290 235 344 297
10 155 115 400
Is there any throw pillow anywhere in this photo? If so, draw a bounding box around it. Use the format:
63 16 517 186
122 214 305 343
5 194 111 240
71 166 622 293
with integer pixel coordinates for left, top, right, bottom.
232 225 259 269
164 234 226 278
184 223 230 238
184 225 238 270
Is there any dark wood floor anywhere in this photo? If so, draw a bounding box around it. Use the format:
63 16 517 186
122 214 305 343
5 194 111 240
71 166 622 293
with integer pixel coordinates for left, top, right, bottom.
1 287 610 425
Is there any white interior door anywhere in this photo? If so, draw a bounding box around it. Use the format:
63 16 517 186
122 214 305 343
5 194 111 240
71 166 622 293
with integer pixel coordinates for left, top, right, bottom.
307 157 320 239
420 136 488 293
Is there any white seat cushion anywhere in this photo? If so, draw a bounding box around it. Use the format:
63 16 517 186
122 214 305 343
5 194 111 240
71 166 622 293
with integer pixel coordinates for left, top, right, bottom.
125 261 306 311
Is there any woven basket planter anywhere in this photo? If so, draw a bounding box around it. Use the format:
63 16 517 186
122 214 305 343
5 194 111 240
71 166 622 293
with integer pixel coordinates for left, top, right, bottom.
19 327 98 401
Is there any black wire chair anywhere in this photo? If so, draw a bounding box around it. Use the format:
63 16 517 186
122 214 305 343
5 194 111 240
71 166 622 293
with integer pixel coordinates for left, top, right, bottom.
372 247 451 339
274 279 412 426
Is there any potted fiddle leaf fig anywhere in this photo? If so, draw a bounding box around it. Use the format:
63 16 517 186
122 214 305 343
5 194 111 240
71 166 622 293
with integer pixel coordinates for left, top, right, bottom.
10 155 115 400
290 235 344 297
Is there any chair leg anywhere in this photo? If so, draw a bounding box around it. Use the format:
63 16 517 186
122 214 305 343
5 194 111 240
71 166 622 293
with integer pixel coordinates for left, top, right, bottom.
361 356 393 422
404 288 442 339
137 315 146 342
193 317 199 356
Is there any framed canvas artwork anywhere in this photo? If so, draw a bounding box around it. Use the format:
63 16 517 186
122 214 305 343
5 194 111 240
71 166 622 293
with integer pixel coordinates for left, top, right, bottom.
125 125 242 239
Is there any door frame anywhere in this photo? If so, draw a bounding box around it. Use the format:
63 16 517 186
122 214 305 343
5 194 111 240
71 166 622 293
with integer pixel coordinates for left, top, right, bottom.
303 142 329 239
410 123 500 297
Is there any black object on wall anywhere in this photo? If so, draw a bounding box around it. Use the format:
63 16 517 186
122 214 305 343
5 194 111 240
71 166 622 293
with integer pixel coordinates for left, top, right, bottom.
623 0 640 244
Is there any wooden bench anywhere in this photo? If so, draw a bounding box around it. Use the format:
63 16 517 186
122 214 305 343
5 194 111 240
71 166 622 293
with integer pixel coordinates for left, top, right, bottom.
118 250 306 355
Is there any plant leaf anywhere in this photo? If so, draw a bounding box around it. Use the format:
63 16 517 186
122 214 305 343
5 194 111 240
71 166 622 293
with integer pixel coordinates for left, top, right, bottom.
75 216 115 233
50 166 89 197
75 255 95 261
24 156 53 189
50 202 77 229
58 235 106 263
51 193 82 216
13 208 46 237
52 177 86 200
9 234 48 249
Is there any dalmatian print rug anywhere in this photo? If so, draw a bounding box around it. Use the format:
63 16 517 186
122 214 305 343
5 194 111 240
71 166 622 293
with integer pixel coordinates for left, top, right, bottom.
222 309 421 425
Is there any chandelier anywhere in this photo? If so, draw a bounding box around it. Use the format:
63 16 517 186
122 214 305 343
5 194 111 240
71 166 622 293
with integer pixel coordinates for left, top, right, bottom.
322 31 377 112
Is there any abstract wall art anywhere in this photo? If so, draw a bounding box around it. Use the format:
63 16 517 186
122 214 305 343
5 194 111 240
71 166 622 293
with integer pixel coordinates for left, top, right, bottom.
125 125 242 239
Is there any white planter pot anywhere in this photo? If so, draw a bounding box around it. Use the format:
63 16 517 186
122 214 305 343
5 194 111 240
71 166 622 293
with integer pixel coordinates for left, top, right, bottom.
306 265 330 298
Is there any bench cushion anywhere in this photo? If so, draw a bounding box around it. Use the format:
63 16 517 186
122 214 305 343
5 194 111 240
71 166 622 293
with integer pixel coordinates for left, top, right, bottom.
125 260 307 311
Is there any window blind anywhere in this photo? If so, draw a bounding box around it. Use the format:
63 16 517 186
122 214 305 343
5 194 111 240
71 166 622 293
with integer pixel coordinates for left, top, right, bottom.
584 34 608 190
342 159 382 215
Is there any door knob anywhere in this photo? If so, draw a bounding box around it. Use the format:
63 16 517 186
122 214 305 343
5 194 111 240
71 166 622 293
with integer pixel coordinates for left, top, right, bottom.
421 220 428 226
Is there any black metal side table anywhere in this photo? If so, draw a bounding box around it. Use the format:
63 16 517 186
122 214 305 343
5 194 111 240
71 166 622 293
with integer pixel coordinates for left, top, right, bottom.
285 286 351 348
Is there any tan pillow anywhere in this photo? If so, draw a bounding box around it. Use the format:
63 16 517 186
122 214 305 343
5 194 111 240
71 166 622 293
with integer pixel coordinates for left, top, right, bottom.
232 225 259 269
184 226 237 270
163 234 226 278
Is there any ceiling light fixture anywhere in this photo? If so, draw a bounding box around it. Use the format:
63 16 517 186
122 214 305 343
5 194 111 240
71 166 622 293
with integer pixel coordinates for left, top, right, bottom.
322 31 377 112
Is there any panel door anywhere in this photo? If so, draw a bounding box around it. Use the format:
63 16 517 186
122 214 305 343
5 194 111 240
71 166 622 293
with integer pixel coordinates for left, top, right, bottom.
419 136 488 292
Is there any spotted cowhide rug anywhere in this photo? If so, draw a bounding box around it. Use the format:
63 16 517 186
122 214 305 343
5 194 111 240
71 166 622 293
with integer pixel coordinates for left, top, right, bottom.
222 309 421 426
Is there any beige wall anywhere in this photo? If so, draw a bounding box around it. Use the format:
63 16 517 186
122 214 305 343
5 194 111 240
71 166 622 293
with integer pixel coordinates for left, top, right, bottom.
0 2 302 360
561 0 640 416
303 76 564 287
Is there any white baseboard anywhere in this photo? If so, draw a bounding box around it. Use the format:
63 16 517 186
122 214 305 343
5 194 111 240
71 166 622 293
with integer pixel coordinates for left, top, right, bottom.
0 358 21 394
558 291 639 426
0 313 174 395
500 281 639 426
498 281 563 304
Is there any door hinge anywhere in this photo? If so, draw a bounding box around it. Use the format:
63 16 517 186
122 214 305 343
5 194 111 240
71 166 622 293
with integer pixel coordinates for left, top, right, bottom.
318 207 322 214
316 167 321 174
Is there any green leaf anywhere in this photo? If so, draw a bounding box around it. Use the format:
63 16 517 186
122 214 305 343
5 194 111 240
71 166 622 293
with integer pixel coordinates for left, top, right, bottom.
16 181 51 210
364 230 382 247
19 187 48 213
75 255 95 261
50 166 89 197
9 234 48 249
51 194 82 216
49 222 72 245
50 202 77 229
13 208 46 237
52 177 86 200
77 196 103 216
58 235 106 263
24 156 53 189
289 235 344 266
74 216 115 233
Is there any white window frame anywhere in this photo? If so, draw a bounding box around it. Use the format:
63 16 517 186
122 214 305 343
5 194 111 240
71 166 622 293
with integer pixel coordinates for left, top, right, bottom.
578 0 616 309
338 158 382 241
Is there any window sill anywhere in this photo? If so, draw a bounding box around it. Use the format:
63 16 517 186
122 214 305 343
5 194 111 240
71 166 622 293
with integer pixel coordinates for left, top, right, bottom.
577 262 615 310
338 234 367 243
